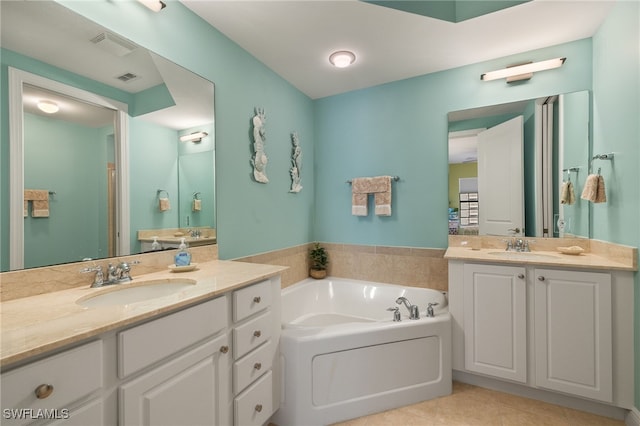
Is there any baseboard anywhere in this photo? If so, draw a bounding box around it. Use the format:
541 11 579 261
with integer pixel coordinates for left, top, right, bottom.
626 407 640 426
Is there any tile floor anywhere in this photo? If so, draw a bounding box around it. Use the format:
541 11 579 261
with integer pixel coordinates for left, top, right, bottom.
331 382 624 426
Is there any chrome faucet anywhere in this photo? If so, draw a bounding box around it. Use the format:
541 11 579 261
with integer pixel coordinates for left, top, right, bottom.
387 307 401 322
426 302 439 318
396 297 420 320
81 261 138 288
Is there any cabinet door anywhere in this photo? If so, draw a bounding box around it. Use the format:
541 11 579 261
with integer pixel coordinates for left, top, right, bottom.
534 268 612 402
463 263 527 382
119 334 230 426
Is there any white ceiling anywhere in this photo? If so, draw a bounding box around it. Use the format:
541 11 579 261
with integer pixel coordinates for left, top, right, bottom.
181 0 614 99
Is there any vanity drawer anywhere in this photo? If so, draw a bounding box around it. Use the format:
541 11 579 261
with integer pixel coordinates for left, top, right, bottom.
233 310 272 359
233 339 273 394
1 340 103 426
234 370 273 426
233 279 272 322
118 296 227 378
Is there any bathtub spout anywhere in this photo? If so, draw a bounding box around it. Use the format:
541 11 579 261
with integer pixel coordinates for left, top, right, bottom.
396 297 420 320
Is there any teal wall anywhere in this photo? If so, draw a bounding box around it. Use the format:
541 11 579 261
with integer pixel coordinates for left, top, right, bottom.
313 39 592 248
591 0 640 409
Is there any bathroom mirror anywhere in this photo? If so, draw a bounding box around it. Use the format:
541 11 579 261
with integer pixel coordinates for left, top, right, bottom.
1 1 216 271
447 90 591 239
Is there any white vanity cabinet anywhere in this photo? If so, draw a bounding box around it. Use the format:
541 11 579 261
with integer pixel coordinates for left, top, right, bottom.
449 260 633 408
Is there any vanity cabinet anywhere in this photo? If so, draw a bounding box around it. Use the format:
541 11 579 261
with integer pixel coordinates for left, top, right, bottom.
450 260 632 408
463 263 527 383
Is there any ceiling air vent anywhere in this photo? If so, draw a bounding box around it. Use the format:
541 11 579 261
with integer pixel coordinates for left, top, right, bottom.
90 31 137 57
116 72 140 83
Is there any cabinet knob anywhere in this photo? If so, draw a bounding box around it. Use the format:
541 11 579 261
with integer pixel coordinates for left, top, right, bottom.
253 296 261 303
34 384 54 399
538 276 546 281
254 362 262 370
253 330 262 338
219 345 229 354
255 404 263 413
518 274 525 279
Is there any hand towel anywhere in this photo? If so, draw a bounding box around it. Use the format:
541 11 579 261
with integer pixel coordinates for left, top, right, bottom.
581 174 607 203
24 189 49 217
192 199 202 212
351 176 392 216
159 197 171 211
24 200 28 217
560 181 575 205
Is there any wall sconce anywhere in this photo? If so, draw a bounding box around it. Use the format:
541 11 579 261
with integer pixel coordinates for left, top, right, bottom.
37 100 59 114
329 51 356 68
180 131 208 143
138 0 166 12
481 57 566 83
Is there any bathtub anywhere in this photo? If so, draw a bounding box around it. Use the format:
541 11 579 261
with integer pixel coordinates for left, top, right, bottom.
272 277 452 426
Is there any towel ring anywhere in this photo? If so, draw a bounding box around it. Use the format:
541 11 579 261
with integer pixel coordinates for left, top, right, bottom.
589 153 614 174
157 189 169 199
193 192 201 200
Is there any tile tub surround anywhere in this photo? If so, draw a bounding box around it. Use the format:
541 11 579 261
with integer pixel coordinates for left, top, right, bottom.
239 243 448 292
447 235 637 271
0 244 218 302
0 258 285 367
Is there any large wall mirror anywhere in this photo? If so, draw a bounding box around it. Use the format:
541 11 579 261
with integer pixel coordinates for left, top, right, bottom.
447 91 590 239
1 1 216 272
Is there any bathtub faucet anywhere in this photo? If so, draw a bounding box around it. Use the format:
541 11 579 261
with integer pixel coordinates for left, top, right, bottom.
396 297 420 320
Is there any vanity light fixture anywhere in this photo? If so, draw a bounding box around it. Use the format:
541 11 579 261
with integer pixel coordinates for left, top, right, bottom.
138 0 166 12
481 57 566 83
37 100 59 114
329 51 356 68
180 131 208 143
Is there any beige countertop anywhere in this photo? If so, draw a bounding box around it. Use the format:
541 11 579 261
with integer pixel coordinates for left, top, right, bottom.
0 260 286 368
444 247 636 271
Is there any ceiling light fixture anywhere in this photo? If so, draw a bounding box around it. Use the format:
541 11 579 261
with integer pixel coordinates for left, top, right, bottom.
481 57 566 83
329 51 356 68
37 100 59 114
180 131 208 143
138 0 166 12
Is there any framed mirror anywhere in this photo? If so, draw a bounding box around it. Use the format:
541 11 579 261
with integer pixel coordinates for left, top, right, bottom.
1 1 216 272
447 91 590 238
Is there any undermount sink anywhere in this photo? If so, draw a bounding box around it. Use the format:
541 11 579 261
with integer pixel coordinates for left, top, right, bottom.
487 251 560 260
77 279 196 308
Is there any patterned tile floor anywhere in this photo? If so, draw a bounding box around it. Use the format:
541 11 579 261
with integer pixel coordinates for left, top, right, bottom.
331 382 624 426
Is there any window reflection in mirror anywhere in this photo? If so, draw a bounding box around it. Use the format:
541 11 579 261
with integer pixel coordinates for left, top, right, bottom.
447 91 590 239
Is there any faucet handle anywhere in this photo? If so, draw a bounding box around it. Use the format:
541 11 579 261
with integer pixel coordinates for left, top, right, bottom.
387 307 401 322
426 302 439 318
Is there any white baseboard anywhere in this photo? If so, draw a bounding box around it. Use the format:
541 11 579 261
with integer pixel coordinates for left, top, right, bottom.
626 407 640 426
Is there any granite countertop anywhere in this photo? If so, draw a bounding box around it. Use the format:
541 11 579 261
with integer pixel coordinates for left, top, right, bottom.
444 247 636 271
0 260 286 368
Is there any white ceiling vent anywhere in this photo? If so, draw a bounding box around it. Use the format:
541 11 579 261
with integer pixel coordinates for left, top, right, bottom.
90 31 137 57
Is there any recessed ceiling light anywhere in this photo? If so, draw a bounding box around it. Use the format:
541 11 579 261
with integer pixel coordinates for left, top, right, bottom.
37 100 59 114
329 51 356 68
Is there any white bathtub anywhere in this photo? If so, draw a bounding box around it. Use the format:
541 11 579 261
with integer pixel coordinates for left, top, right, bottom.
272 278 452 426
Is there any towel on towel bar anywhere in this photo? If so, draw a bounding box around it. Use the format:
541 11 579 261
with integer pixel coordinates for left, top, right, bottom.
24 189 50 217
159 197 171 211
581 174 607 203
351 176 392 216
560 181 575 205
192 199 202 212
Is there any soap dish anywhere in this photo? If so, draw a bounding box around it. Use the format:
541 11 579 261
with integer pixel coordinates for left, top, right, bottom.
557 246 585 255
169 263 198 272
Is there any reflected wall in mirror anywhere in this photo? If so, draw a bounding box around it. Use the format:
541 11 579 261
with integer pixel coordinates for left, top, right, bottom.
447 91 590 239
1 1 216 272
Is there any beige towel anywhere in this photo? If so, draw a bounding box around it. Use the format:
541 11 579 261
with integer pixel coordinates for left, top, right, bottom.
192 199 202 212
581 174 606 203
24 200 28 217
24 189 49 217
159 197 171 211
351 176 392 216
560 181 576 205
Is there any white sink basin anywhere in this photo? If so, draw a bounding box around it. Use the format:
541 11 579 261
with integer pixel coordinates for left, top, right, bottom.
487 251 560 261
77 280 196 308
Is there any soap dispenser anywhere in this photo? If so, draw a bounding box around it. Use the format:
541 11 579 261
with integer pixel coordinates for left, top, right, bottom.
174 238 191 266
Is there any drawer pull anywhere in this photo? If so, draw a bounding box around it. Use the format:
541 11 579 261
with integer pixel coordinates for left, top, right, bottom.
254 362 262 370
538 276 546 281
220 345 229 354
253 330 262 338
255 404 263 413
35 384 54 399
253 296 261 303
518 274 525 279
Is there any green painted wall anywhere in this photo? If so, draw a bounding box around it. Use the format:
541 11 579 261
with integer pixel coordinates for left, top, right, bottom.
591 0 640 409
448 162 477 210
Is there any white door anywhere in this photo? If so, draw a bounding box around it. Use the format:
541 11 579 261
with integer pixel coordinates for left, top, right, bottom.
478 116 524 235
534 268 612 402
463 263 527 383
